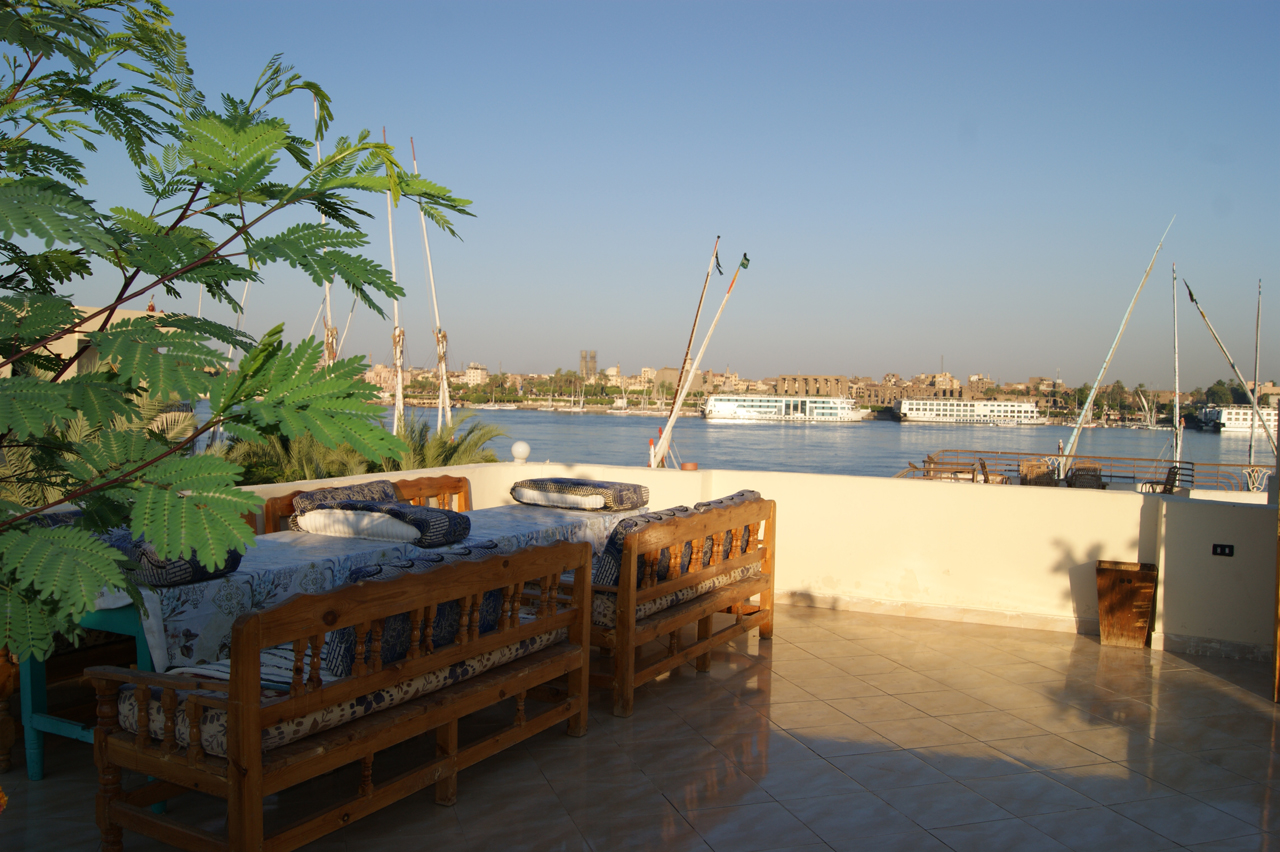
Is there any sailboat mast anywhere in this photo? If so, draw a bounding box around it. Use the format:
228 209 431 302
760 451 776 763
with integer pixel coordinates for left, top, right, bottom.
669 237 721 421
411 137 451 430
1172 262 1181 464
1249 280 1262 466
384 128 405 436
1064 217 1174 464
315 95 336 367
653 254 749 467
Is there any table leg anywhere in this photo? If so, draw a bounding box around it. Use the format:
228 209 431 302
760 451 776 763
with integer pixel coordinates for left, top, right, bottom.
19 656 46 781
0 650 14 773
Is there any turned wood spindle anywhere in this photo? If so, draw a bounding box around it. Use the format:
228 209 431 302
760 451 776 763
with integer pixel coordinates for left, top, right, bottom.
514 691 526 726
730 527 743 558
96 682 125 852
290 639 306 695
468 597 480 642
710 532 724 566
161 688 178 753
499 586 512 631
308 634 324 690
455 597 471 645
693 538 705 574
134 686 150 748
746 522 759 553
408 609 422 659
370 619 384 673
359 753 374 797
354 622 371 676
425 604 437 654
186 697 205 765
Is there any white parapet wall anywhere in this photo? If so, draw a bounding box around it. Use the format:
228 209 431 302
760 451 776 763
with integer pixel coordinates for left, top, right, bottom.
243 462 1278 660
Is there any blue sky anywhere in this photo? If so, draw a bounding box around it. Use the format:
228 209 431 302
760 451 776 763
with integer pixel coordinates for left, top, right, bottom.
71 1 1278 389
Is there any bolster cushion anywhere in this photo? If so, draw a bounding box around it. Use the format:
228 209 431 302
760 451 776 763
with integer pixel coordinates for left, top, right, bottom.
101 527 241 587
510 478 648 512
291 479 398 515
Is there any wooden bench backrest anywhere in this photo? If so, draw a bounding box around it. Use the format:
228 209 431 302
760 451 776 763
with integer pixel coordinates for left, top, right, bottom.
224 540 590 754
258 475 472 533
615 499 776 606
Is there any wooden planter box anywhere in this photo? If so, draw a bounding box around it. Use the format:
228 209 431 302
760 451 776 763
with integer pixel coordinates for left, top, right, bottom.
1096 561 1158 648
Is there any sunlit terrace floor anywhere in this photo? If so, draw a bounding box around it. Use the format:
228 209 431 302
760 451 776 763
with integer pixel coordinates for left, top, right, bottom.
6 604 1280 851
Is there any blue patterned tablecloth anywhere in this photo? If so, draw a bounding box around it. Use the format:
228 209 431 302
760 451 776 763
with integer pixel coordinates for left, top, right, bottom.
94 505 640 671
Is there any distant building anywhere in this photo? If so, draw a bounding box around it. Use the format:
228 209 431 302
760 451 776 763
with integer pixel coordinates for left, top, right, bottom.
778 375 851 397
463 362 489 386
579 350 597 381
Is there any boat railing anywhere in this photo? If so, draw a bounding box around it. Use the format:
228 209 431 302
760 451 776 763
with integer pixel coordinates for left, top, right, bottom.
894 449 1261 492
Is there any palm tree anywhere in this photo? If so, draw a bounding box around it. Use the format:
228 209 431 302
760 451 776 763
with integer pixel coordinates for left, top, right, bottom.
379 411 506 472
216 434 372 486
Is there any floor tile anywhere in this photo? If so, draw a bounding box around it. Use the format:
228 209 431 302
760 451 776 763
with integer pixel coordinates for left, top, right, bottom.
915 665 1011 690
897 689 997 717
825 654 904 676
857 671 949 695
645 762 776 814
743 758 867 800
828 749 950 790
781 792 920 842
939 709 1049 741
828 830 951 852
762 700 854 730
684 802 822 852
863 717 975 750
1112 793 1257 845
571 804 707 851
929 817 1072 851
982 661 1068 683
1193 783 1280 832
789 721 898 758
1183 835 1280 851
911 741 1033 780
1046 762 1180 805
962 771 1096 816
1058 725 1165 761
1122 750 1256 793
1025 806 1181 851
986 734 1108 770
782 675 885 701
1009 702 1114 733
876 780 1013 828
825 695 926 723
963 683 1061 710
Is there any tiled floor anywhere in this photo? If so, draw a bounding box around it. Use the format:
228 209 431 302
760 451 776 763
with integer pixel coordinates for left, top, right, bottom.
5 604 1280 851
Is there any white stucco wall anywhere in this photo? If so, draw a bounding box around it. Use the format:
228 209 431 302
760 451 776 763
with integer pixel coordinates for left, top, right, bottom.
244 461 1278 659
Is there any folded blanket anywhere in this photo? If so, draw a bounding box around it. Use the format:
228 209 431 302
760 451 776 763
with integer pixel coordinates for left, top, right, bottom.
289 499 470 548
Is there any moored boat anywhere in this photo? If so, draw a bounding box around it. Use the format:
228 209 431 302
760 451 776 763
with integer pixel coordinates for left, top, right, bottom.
701 393 868 423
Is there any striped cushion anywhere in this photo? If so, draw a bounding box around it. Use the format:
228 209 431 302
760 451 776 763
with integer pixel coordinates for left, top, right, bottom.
510 478 648 512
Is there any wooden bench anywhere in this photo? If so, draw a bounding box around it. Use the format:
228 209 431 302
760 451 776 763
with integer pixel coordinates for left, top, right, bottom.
590 498 776 717
87 539 590 851
258 474 472 533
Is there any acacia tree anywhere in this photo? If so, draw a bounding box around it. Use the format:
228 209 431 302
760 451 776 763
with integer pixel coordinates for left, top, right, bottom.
0 0 473 660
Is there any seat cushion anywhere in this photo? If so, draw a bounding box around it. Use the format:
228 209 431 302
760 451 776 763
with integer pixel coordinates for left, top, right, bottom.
510 478 649 512
591 560 761 628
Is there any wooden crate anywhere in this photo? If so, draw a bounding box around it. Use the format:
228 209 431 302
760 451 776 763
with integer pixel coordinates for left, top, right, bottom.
1096 561 1158 648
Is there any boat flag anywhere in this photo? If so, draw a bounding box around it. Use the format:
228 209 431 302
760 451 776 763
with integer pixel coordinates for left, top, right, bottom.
727 254 749 295
714 248 724 276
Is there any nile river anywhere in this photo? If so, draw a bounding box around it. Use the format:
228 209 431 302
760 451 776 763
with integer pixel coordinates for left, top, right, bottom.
393 408 1271 478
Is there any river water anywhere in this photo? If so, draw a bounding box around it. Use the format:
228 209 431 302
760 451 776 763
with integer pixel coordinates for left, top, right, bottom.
389 408 1271 478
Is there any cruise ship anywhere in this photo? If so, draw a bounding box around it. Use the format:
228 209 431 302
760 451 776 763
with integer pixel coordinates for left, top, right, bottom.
701 394 868 423
893 398 1046 425
1198 403 1279 433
